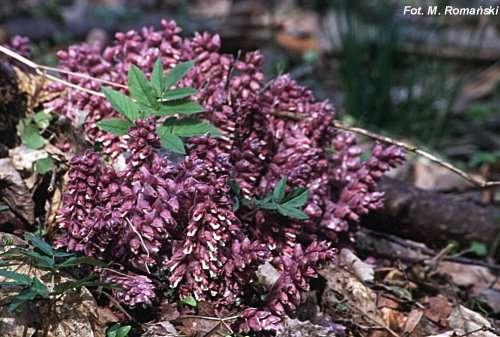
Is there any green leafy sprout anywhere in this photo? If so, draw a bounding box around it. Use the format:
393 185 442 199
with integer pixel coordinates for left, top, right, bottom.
106 323 132 337
97 59 220 154
0 232 110 312
179 294 197 308
232 177 309 220
16 110 56 174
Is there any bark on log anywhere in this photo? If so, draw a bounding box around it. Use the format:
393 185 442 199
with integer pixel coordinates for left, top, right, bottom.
362 177 500 246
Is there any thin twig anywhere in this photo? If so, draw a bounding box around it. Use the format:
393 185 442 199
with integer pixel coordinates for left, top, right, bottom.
273 110 500 188
37 64 128 89
126 218 151 274
102 291 133 320
359 228 500 272
346 302 401 337
4 44 498 188
47 166 58 193
179 314 240 321
0 45 106 97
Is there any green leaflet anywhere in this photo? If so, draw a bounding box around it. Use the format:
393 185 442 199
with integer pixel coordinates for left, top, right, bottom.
157 100 204 116
237 177 310 221
128 65 159 109
96 118 133 136
163 60 195 90
162 87 197 101
102 87 140 121
34 157 55 174
158 132 186 154
159 118 221 137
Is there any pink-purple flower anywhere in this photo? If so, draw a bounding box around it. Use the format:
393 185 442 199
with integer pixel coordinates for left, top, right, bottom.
50 19 404 331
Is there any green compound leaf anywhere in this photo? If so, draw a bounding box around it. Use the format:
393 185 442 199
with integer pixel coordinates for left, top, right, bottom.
281 188 308 208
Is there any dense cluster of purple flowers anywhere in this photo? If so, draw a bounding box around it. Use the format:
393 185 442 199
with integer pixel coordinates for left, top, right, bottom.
49 20 404 332
7 35 31 58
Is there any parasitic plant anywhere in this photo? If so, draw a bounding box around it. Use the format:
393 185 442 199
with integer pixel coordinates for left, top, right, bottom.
48 20 404 332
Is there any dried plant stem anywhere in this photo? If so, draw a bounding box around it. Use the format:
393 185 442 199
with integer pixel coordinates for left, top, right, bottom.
126 218 151 274
101 291 133 320
179 314 240 321
274 111 500 188
3 45 498 188
0 45 106 97
37 64 128 89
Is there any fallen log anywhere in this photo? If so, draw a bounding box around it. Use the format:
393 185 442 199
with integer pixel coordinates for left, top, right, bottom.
362 177 500 246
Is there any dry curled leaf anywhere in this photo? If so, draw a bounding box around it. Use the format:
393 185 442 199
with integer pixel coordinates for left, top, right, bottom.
176 316 232 337
424 295 453 327
141 321 178 337
448 305 498 337
14 67 59 113
403 309 424 335
276 317 337 337
320 264 382 326
0 157 34 230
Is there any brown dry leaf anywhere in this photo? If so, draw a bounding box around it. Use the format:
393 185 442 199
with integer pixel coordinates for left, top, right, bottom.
413 157 470 190
424 295 453 327
275 8 321 53
402 309 423 336
45 185 62 233
276 317 337 337
377 294 401 310
320 265 383 327
0 157 34 230
437 261 500 289
96 307 119 326
380 307 407 332
477 288 500 313
447 305 498 337
141 321 178 337
14 67 59 113
176 316 231 337
158 299 180 322
40 287 106 337
10 144 66 173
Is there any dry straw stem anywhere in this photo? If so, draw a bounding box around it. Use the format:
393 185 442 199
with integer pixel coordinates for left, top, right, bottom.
1 45 499 188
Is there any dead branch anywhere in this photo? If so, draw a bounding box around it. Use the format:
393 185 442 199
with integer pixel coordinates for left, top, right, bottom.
363 177 500 247
2 45 499 189
274 110 500 188
0 45 105 97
